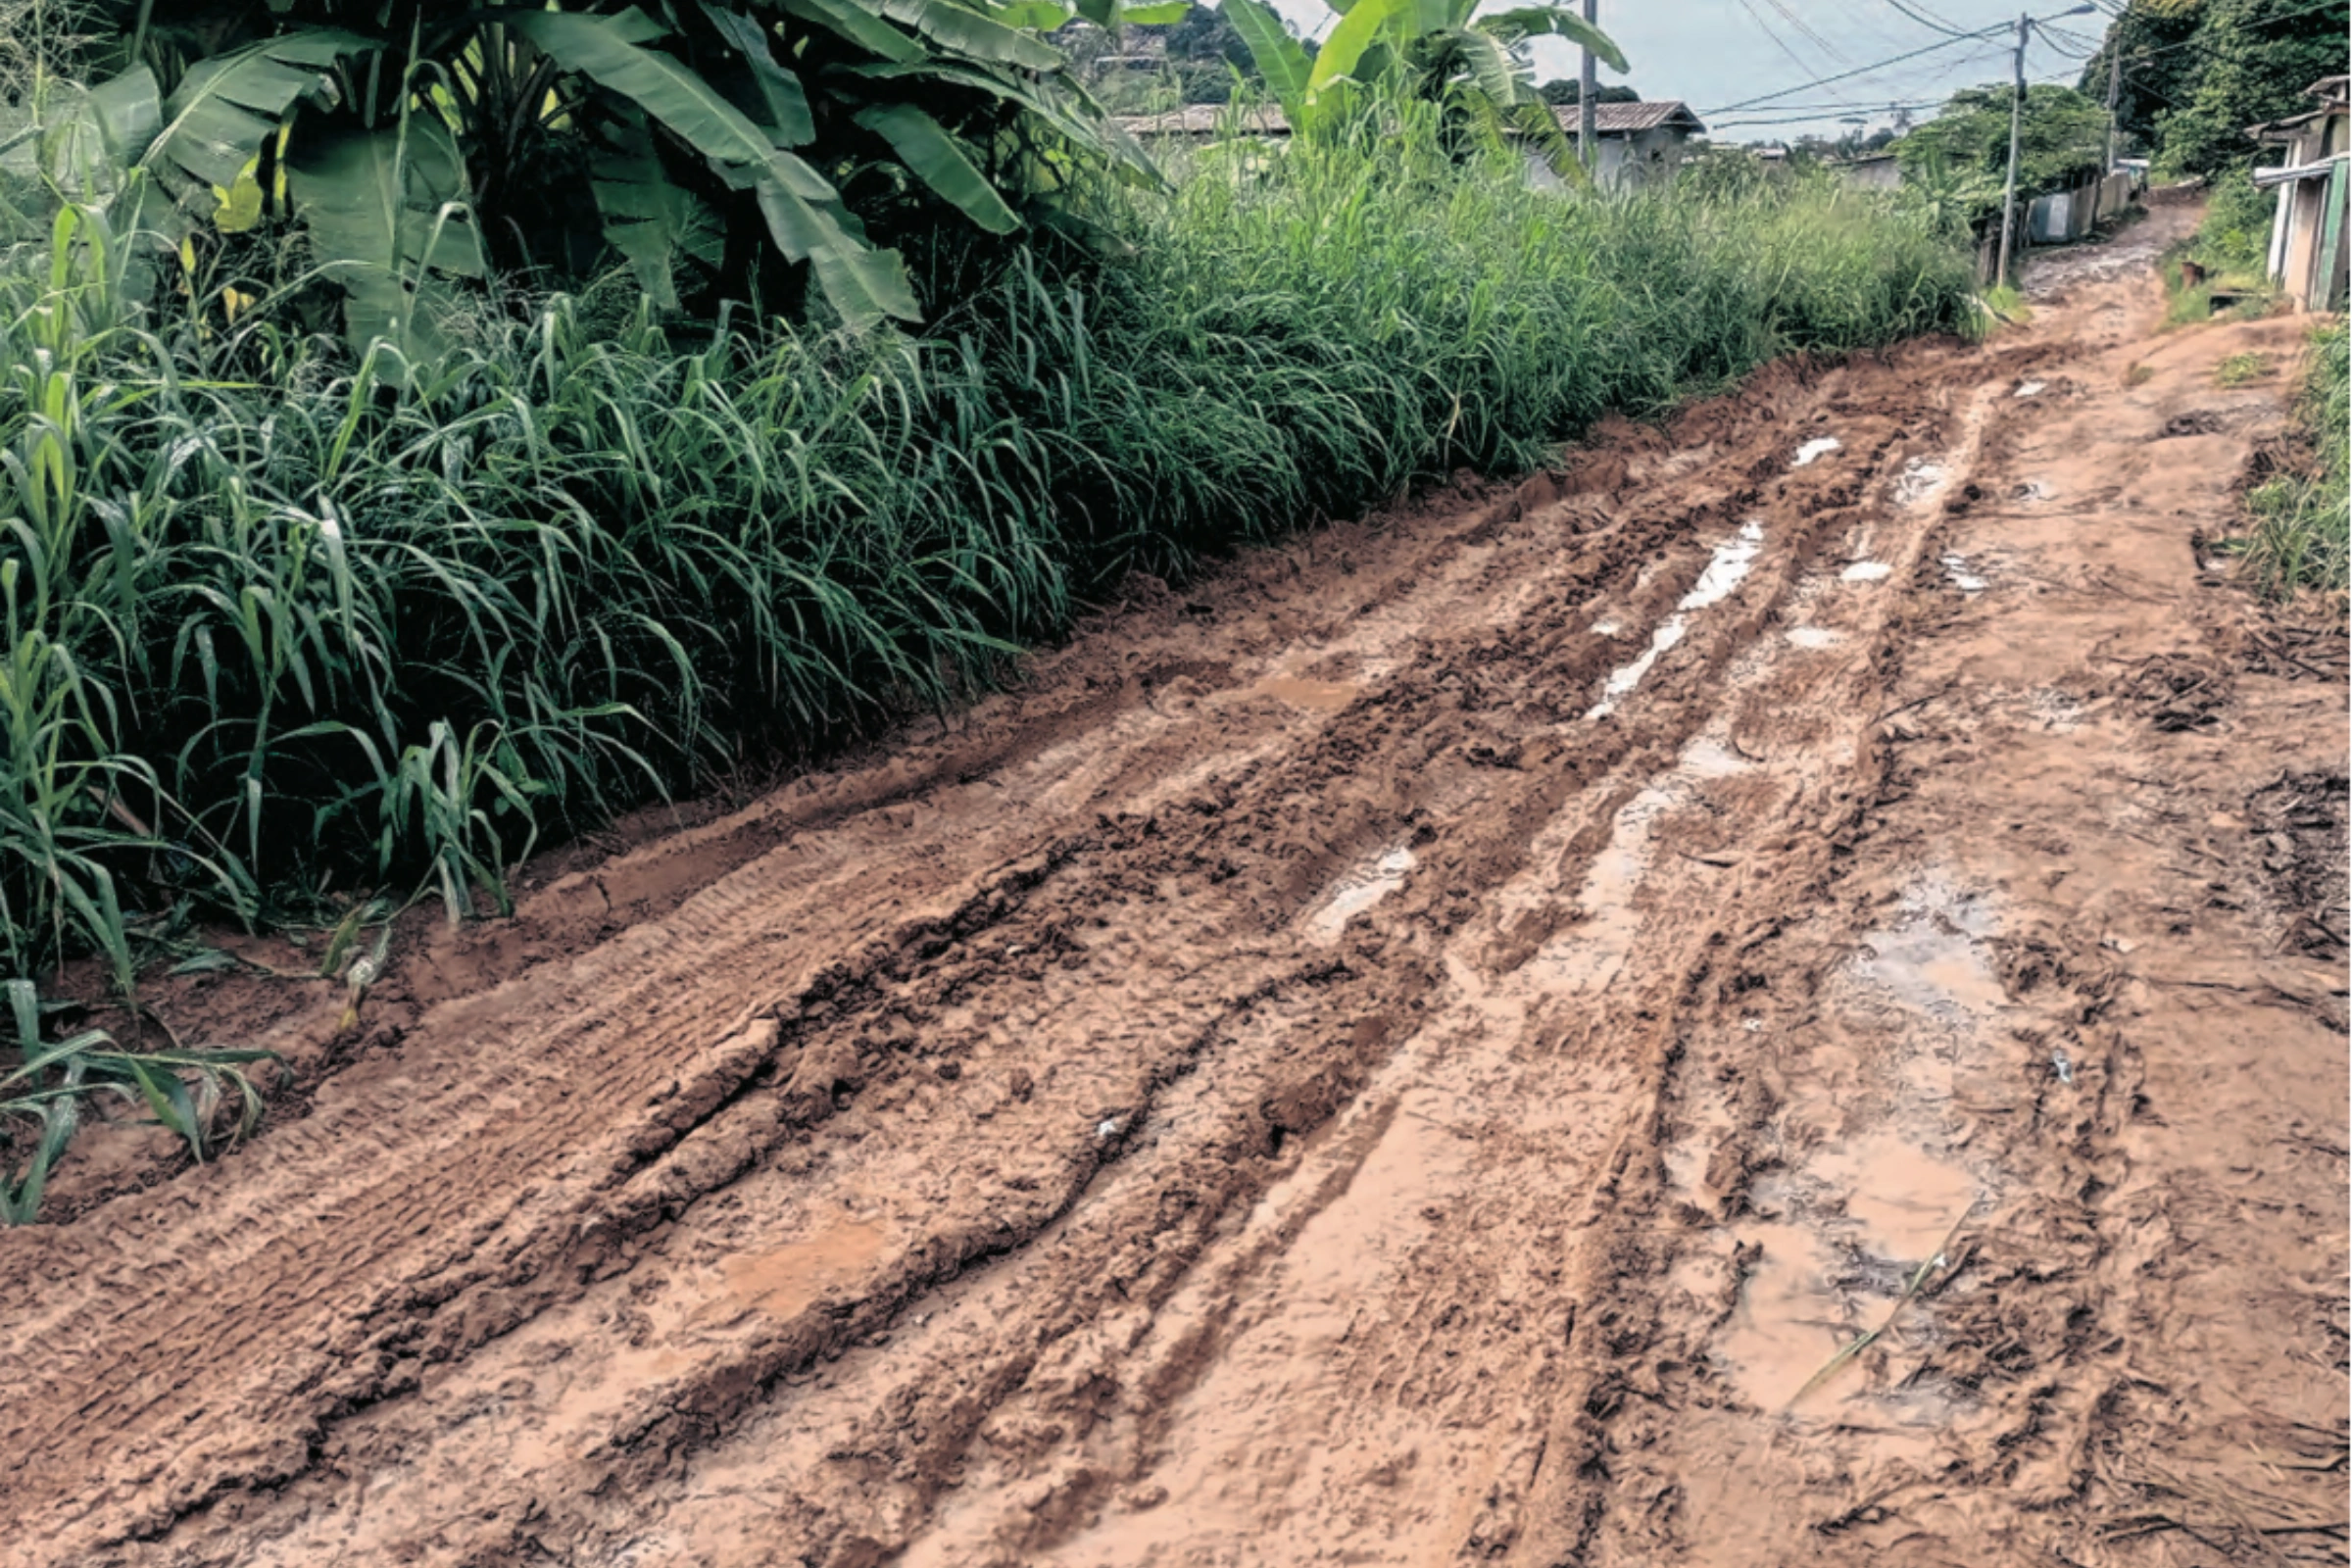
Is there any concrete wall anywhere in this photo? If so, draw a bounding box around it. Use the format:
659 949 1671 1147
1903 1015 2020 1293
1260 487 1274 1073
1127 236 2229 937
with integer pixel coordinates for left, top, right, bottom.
2026 171 2133 245
1837 157 1902 191
1524 128 1690 193
2261 110 2350 311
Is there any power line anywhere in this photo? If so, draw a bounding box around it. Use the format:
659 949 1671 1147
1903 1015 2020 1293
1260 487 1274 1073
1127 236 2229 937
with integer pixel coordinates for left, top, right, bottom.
1703 26 2000 116
1758 0 1854 65
1731 0 1837 79
2035 22 2101 53
1882 0 1979 39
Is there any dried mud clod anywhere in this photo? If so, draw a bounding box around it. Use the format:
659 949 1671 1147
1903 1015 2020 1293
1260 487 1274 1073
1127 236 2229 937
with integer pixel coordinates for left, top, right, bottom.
2121 653 2234 732
2238 622 2352 684
2244 769 2350 956
2152 410 2228 440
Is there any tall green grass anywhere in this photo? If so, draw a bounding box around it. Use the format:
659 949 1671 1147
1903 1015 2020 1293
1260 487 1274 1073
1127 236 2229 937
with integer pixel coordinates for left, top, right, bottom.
2 104 1975 1015
2241 318 2350 595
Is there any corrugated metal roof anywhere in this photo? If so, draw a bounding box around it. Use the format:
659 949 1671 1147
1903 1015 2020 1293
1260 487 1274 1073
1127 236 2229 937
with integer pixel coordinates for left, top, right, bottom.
1553 100 1707 135
1116 99 1707 139
1114 106 1291 136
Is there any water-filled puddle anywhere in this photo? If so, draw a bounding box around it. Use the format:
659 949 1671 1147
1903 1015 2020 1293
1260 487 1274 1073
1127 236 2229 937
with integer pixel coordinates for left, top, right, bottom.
718 1219 888 1321
1588 522 1763 718
1851 882 2004 1022
1791 437 1842 467
1307 844 1417 940
1718 1221 1843 1409
1808 1131 1979 1260
1718 1132 1979 1412
1713 878 1999 1414
1259 675 1360 712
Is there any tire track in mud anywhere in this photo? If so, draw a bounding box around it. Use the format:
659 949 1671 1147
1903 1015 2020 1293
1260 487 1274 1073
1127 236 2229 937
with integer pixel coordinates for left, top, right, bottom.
1554 212 2348 1568
0 354 1880 1566
11 289 2302 1568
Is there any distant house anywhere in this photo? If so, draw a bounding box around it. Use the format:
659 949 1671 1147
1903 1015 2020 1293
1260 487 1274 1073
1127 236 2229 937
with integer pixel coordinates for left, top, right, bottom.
2248 74 2349 312
1116 99 1708 192
1832 152 1902 191
1113 106 1291 140
1536 100 1708 189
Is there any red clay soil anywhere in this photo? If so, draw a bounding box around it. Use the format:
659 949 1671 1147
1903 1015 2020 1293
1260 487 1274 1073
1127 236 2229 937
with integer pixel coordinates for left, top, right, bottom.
3 205 2344 1568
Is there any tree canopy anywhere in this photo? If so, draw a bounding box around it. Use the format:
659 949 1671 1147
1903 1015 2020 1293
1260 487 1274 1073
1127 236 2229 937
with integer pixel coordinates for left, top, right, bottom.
2080 0 2350 175
1894 81 2110 218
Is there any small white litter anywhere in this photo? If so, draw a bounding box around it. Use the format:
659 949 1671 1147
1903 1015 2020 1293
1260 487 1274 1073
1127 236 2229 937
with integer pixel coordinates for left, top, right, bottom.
1791 436 1842 467
2015 380 2045 399
1840 561 1894 582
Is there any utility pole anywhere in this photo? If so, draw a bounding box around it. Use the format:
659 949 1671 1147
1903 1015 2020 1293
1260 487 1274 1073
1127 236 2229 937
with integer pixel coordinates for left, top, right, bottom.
1579 0 1598 172
2096 42 2123 221
1996 11 2029 288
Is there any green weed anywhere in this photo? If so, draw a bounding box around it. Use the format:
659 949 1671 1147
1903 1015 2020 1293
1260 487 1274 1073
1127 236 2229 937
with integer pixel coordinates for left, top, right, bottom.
0 101 1977 1212
2214 352 2271 387
0 979 280 1221
2239 318 2350 596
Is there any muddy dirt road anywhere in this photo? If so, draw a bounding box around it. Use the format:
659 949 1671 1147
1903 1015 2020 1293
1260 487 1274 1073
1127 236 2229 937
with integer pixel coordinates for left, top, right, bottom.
4 210 2344 1568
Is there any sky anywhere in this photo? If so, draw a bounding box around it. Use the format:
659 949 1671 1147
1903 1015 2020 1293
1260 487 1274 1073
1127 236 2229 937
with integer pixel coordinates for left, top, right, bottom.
1260 0 2114 143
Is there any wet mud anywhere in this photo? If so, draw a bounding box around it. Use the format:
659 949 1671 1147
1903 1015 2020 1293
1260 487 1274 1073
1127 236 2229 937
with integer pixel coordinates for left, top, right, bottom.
2 204 2343 1568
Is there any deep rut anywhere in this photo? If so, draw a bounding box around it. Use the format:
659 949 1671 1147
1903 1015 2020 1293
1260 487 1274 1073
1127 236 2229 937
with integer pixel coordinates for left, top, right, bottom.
4 213 2342 1568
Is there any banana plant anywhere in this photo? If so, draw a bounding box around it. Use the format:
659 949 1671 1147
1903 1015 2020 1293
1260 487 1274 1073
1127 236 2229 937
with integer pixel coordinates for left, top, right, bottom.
44 1 1167 355
1221 0 1624 173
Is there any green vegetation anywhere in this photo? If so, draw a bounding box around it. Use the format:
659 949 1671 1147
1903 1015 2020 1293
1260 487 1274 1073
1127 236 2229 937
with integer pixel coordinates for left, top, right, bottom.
2083 0 2350 179
2182 164 2278 275
1894 84 2111 231
2214 350 2271 385
2162 169 2277 324
0 6 1978 1207
21 0 1173 353
1065 9 1261 111
1221 0 1623 172
0 980 276 1222
2239 318 2350 594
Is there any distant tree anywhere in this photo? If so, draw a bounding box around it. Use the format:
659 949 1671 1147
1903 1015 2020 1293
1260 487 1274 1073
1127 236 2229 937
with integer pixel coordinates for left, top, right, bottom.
2081 0 2350 176
1894 82 2108 221
1221 0 1627 176
1536 78 1641 106
1161 6 1256 71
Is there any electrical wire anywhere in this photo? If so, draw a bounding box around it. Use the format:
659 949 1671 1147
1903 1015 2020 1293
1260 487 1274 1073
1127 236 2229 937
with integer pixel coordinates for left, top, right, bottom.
1758 0 1854 65
1882 0 1979 39
1703 26 2001 115
1730 0 1836 79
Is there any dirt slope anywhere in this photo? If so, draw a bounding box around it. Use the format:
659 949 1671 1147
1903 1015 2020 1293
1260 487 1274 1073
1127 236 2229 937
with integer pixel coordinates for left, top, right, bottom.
3 207 2343 1568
